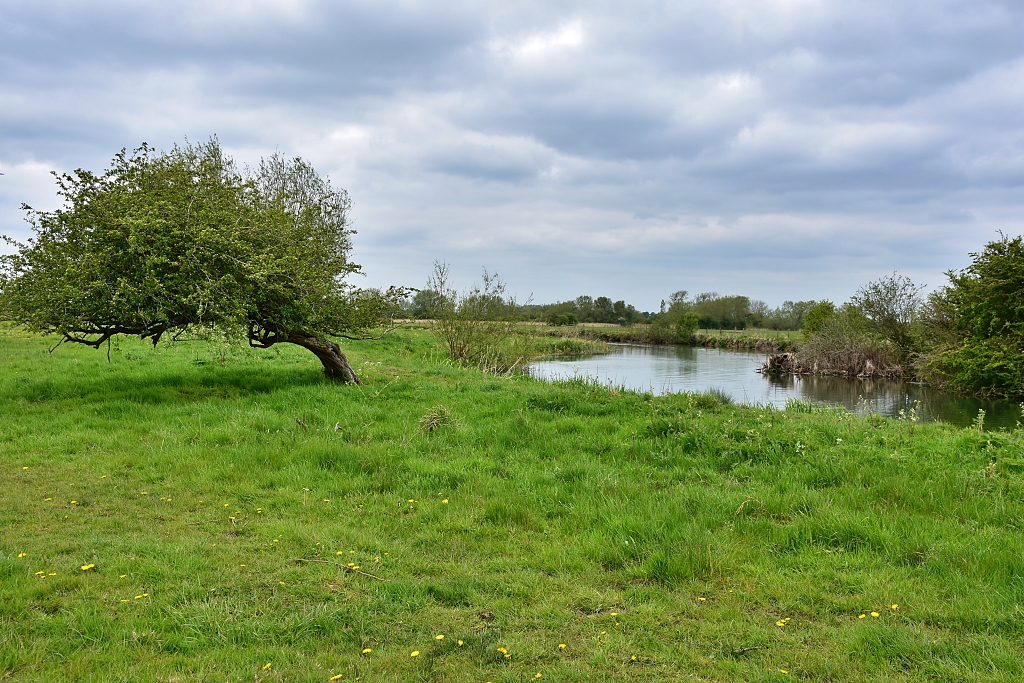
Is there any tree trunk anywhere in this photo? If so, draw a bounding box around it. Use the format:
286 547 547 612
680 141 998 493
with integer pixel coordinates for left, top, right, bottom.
285 331 362 384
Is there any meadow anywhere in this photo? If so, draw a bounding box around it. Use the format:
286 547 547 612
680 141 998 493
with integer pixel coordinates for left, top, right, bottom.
2 326 1023 682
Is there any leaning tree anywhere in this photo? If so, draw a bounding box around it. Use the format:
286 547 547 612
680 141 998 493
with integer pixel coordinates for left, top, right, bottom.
0 139 405 384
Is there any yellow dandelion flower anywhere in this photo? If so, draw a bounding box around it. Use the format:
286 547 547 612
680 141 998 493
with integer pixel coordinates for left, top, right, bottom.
408 499 416 503
240 564 245 567
120 574 126 578
134 595 144 599
374 557 380 563
442 499 448 504
698 597 706 602
120 599 129 603
337 551 344 555
80 563 95 571
262 662 272 670
780 669 788 674
224 503 229 507
273 540 278 543
630 655 637 661
331 675 343 681
610 612 618 616
891 604 899 610
410 650 419 657
457 640 463 646
101 475 106 479
48 572 55 576
347 562 354 567
353 566 360 570
323 499 330 502
70 500 77 504
858 614 865 619
198 500 203 503
435 634 444 640
871 612 879 618
615 622 620 626
279 581 285 585
212 543 217 547
600 630 606 635
504 653 511 659
776 621 786 627
17 553 26 558
533 674 542 680
35 571 44 575
362 648 372 654
22 466 27 470
141 492 147 495
558 644 566 650
257 508 262 513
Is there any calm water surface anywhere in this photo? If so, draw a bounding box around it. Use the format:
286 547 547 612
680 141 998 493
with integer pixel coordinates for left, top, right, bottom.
529 344 1022 429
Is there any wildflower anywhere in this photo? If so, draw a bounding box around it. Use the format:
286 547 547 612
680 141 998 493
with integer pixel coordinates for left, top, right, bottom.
776 621 786 627
337 551 344 555
352 566 360 570
558 644 566 650
263 662 272 670
698 597 706 602
134 595 144 599
17 553 25 558
858 614 865 619
410 651 419 657
80 563 95 571
442 499 449 504
101 475 106 479
610 612 618 616
780 669 789 674
141 492 147 495
48 572 55 576
224 503 229 507
408 499 416 503
257 508 263 513
45 497 52 501
435 634 444 640
497 647 507 655
347 562 354 567
273 540 278 543
35 571 44 576
331 675 343 681
279 581 285 585
457 640 463 646
22 466 27 470
533 674 542 679
871 612 879 618
362 648 372 654
70 500 77 504
630 655 637 661
374 557 380 563
120 599 129 603
212 543 217 547
323 499 330 503
120 574 127 578
615 622 620 627
891 604 899 610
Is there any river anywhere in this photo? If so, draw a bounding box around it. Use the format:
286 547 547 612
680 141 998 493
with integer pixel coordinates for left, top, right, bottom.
528 344 1022 429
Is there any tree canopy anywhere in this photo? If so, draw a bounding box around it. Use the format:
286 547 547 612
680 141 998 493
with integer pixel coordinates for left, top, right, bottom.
0 139 405 383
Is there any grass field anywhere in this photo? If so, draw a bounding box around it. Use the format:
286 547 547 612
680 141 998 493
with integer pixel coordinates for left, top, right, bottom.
2 327 1023 682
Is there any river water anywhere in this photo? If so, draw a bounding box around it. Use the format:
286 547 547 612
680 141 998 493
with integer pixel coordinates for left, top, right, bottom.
528 344 1022 429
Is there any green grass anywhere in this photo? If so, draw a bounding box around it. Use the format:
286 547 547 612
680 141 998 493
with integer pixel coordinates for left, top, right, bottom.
1 327 1023 682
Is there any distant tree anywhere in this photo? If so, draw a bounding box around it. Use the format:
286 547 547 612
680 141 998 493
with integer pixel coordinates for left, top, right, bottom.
410 288 444 319
0 140 406 384
803 301 836 336
850 273 923 355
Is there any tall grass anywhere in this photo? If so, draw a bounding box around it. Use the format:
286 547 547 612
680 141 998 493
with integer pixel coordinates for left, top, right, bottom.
1 327 1023 681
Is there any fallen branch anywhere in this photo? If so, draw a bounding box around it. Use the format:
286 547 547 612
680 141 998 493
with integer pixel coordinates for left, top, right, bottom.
290 557 389 581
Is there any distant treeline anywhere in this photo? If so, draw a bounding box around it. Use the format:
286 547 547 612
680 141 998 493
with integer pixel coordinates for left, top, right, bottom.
404 288 817 330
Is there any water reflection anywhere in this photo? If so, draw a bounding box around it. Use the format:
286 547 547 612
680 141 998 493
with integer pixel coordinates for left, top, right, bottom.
529 344 1022 429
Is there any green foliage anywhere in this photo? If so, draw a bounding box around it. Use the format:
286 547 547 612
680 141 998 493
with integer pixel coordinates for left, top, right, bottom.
850 273 923 356
802 300 836 336
0 139 405 380
921 235 1024 397
427 262 534 373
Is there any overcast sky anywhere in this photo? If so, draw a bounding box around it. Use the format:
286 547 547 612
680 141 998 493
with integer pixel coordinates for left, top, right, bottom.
2 0 1022 310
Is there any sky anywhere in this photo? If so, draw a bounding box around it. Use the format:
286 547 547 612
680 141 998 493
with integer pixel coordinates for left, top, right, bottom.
2 0 1023 311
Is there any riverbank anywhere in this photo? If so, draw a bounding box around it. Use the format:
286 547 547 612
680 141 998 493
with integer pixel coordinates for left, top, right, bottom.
548 324 799 352
3 328 1023 681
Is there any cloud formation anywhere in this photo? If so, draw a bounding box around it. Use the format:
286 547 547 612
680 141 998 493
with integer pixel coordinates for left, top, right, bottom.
2 0 1022 308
